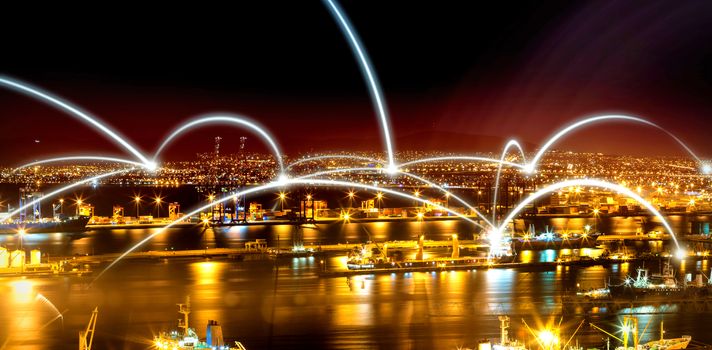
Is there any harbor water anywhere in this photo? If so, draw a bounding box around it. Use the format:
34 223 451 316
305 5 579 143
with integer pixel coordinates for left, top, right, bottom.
0 219 711 349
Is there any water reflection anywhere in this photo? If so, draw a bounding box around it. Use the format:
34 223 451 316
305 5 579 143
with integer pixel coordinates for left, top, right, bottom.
1 217 712 349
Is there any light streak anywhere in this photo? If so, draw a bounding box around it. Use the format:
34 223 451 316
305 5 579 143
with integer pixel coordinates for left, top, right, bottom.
287 154 385 168
492 140 527 225
35 294 63 328
322 0 396 172
495 179 681 250
297 167 495 229
95 176 488 280
13 156 146 172
525 115 702 173
399 156 525 169
153 114 285 176
5 169 132 220
0 76 151 166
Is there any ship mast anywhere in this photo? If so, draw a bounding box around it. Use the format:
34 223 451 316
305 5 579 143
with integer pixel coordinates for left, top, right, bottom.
499 315 510 345
177 296 191 335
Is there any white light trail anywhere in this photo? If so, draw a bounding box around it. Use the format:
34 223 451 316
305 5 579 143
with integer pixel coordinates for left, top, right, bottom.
5 169 132 220
323 0 397 172
0 76 151 166
399 156 525 169
495 178 681 250
153 114 285 175
525 115 703 173
95 176 489 280
287 155 385 169
297 167 495 229
13 156 146 172
492 140 527 225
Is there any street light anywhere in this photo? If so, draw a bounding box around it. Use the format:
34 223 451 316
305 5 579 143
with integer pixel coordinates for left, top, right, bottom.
207 194 216 221
18 228 26 272
134 196 141 218
59 199 64 215
279 192 286 211
76 199 83 216
155 197 162 218
18 228 26 251
347 190 355 208
376 192 383 212
417 211 425 236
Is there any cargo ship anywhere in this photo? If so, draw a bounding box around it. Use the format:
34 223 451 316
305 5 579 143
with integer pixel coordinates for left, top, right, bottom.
0 215 90 234
154 297 246 350
608 260 708 300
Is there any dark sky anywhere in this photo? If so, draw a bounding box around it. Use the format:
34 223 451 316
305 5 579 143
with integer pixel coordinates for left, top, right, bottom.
1 1 712 164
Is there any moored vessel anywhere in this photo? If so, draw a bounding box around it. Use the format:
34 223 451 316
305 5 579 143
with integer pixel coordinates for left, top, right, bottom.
0 215 90 234
154 297 246 350
608 260 706 300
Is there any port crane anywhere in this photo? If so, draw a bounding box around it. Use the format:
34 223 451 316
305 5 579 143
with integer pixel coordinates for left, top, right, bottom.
79 307 98 350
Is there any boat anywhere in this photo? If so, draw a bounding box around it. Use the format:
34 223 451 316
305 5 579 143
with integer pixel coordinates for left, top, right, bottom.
460 315 528 350
592 317 690 350
490 316 528 350
556 252 599 266
643 321 691 350
575 287 611 300
0 215 90 234
608 260 706 300
153 297 246 350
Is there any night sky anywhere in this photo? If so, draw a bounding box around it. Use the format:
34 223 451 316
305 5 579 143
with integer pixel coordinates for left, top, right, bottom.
1 1 712 164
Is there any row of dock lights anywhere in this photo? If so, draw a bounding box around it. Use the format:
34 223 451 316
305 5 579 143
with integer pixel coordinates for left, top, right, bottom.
133 195 164 217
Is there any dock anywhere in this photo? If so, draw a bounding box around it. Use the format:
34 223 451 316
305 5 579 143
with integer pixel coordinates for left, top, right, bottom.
597 234 671 242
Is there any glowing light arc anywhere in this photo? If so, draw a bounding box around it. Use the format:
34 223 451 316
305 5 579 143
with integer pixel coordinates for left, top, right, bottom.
496 178 681 250
153 114 286 175
0 76 151 166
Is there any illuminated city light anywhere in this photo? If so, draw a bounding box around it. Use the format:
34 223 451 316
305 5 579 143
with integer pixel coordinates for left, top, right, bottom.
95 175 494 281
13 156 148 172
525 114 703 173
153 114 286 176
297 167 494 228
5 169 133 220
496 178 682 250
287 154 385 168
400 156 525 169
